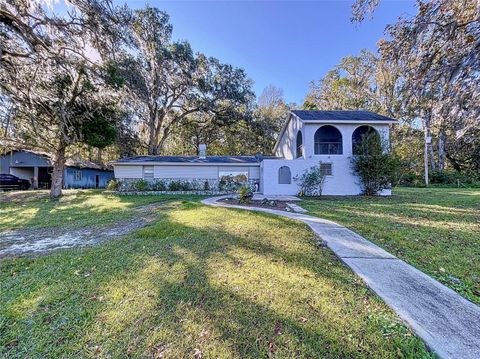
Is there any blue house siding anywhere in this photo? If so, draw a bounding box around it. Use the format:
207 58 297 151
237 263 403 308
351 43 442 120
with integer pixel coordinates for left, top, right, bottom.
63 168 114 189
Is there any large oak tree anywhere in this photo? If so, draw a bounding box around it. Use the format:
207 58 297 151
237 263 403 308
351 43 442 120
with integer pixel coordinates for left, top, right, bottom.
120 7 254 155
0 0 127 197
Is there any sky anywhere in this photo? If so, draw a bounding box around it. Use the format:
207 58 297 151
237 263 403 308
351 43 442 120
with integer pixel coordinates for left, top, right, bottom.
124 0 417 105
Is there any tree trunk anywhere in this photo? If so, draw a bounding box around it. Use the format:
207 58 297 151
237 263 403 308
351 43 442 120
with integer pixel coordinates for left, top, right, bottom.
50 146 66 199
147 127 159 155
96 147 102 163
424 112 436 172
437 130 446 172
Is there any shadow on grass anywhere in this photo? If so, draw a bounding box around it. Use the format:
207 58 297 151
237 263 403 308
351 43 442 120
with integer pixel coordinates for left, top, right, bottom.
0 190 205 231
1 202 432 358
300 187 480 304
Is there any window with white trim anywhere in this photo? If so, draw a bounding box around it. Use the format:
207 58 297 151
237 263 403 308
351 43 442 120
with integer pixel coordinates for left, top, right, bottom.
320 163 332 176
74 170 82 181
143 166 154 180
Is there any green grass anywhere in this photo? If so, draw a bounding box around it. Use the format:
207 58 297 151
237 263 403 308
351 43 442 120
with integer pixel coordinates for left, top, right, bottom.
0 190 202 231
0 193 433 358
301 187 480 304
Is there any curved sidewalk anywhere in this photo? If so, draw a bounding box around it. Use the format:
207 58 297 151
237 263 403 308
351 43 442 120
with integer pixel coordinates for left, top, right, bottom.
201 196 480 359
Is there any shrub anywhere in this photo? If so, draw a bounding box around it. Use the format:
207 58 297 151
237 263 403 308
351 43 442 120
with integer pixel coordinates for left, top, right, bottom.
179 180 192 191
168 180 182 191
203 180 210 191
134 179 149 191
238 184 253 203
151 180 167 191
106 179 119 191
219 175 244 192
294 162 327 196
351 133 400 196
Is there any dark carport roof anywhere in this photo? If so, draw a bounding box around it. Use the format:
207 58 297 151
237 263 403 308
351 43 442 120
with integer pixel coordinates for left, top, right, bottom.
291 110 397 123
114 155 275 164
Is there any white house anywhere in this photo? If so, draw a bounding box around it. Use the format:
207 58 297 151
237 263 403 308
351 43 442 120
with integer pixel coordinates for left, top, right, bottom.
113 110 397 195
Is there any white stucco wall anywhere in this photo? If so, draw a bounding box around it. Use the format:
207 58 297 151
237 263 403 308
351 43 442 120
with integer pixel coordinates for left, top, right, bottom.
263 122 392 196
275 115 303 159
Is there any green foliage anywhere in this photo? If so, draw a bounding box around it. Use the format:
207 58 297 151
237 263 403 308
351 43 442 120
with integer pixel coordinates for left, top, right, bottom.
180 180 192 191
106 179 119 191
400 170 480 188
167 180 182 191
294 163 327 196
218 175 245 192
203 180 210 191
238 184 253 203
80 115 117 149
104 62 125 89
151 180 167 191
166 180 193 191
351 134 400 196
430 170 480 186
134 179 149 191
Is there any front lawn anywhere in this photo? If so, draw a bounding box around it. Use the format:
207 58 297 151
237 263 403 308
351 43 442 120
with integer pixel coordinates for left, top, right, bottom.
0 190 201 232
0 192 432 358
301 187 480 304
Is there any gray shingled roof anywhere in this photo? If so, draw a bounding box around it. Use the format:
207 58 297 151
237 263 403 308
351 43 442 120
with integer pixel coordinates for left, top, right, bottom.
292 110 397 122
115 155 275 164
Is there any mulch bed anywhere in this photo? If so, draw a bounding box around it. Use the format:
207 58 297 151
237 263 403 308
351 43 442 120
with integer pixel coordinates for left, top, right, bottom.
219 198 289 211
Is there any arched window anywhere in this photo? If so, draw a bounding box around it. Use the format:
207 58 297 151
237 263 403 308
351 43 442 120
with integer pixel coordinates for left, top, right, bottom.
314 126 343 155
352 126 380 155
278 166 291 184
296 131 303 158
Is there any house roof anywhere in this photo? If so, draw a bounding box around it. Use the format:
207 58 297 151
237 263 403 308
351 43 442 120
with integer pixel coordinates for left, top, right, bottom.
291 110 397 123
2 149 112 171
65 159 113 171
114 155 276 165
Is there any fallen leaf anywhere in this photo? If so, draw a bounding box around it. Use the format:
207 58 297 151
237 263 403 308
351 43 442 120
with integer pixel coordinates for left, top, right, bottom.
193 348 202 358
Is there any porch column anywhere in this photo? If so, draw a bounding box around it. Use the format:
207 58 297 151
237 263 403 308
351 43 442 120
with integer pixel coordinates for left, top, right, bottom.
33 166 39 189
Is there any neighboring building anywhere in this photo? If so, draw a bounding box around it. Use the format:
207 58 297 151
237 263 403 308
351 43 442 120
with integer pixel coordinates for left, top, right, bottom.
0 150 114 189
113 110 397 195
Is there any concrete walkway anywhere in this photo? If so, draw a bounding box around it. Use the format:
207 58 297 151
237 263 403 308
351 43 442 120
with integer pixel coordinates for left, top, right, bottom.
202 196 480 359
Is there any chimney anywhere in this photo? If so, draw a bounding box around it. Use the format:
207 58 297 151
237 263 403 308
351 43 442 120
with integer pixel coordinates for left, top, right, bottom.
199 143 207 159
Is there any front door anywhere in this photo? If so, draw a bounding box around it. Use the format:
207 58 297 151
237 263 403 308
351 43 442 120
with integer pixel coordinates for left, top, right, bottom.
95 175 100 188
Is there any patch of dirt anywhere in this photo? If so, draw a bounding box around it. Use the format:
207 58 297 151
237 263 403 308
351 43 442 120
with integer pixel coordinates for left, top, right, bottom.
219 198 289 211
0 202 168 259
0 190 51 203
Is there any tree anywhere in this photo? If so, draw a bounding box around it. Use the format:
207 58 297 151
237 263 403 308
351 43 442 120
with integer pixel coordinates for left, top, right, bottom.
351 133 400 196
380 1 479 172
251 85 289 154
304 50 389 113
353 0 480 174
121 7 254 155
0 0 127 198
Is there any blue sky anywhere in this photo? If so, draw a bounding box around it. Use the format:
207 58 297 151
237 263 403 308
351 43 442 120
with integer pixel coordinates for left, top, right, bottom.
125 1 416 104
